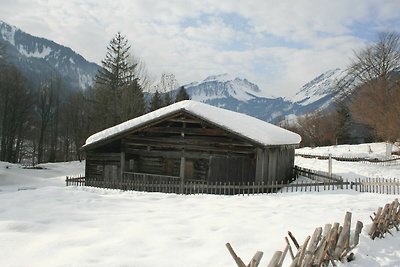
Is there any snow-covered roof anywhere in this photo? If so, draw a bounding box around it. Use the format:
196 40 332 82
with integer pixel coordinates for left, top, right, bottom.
83 100 301 148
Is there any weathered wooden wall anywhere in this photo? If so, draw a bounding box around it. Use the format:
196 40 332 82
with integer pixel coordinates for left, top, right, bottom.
255 146 295 184
208 155 256 183
85 152 121 182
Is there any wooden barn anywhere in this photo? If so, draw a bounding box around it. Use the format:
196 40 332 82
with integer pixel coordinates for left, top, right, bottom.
82 100 301 189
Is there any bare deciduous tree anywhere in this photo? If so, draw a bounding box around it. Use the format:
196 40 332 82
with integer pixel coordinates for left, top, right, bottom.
348 32 400 141
152 73 179 107
284 111 338 147
0 65 33 162
130 55 154 92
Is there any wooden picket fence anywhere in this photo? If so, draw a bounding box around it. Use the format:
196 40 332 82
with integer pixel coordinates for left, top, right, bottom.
72 177 303 195
65 175 85 186
352 178 400 194
66 178 347 195
65 167 400 195
226 212 363 267
296 153 400 166
65 175 400 195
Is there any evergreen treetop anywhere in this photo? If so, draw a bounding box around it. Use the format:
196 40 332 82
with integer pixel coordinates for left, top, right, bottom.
175 86 190 102
95 32 137 90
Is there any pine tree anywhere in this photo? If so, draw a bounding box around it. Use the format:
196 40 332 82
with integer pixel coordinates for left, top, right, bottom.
150 90 162 111
0 43 5 63
120 78 146 120
92 32 145 130
163 92 173 107
95 32 135 90
175 86 190 102
335 105 351 144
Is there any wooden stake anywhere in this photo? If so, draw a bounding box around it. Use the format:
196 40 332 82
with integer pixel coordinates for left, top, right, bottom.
352 221 363 248
277 245 289 267
297 235 311 266
303 227 322 266
313 236 328 266
267 251 282 267
285 237 295 260
248 251 263 267
288 231 300 249
225 243 246 267
335 212 352 258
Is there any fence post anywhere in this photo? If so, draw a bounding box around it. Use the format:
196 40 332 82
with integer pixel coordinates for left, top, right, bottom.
328 154 332 178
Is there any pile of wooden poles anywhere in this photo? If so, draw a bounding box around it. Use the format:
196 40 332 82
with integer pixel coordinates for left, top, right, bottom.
369 198 400 240
226 212 363 267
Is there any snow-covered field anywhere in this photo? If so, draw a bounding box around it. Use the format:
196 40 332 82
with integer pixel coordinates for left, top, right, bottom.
0 146 399 266
295 157 400 181
297 142 400 159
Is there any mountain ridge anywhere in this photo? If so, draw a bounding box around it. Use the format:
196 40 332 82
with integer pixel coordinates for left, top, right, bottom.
0 20 99 90
179 69 359 123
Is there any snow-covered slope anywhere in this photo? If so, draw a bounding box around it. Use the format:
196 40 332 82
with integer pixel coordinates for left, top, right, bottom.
290 69 345 105
288 68 357 111
0 20 99 90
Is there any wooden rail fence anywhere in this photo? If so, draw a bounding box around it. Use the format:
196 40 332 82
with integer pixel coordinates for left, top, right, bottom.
294 166 343 183
296 153 400 166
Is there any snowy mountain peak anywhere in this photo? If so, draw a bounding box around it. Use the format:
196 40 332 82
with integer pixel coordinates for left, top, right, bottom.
203 73 237 82
185 74 263 102
0 20 18 46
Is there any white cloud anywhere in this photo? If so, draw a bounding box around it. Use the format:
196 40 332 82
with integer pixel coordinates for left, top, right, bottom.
0 0 399 96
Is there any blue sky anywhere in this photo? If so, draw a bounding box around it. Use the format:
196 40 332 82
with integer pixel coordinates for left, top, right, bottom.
1 0 399 97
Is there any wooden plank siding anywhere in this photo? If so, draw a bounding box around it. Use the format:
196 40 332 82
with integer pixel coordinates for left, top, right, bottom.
84 111 297 187
255 146 295 184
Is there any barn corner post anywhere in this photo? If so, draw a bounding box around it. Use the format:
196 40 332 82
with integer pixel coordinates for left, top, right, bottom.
179 122 186 194
180 151 185 194
120 139 126 180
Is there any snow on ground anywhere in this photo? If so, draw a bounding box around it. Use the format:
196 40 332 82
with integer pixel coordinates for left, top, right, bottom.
295 157 400 181
346 233 400 267
0 159 399 267
0 161 84 192
297 142 400 159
